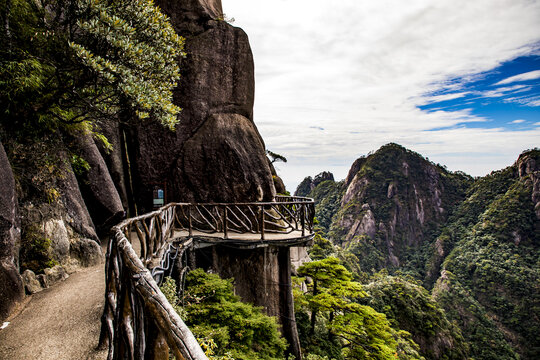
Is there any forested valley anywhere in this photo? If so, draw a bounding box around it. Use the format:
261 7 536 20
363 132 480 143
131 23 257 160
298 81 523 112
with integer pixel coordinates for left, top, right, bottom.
291 143 539 360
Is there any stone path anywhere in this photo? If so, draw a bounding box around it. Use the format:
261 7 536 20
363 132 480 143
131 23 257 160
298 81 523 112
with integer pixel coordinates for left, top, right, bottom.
0 263 107 360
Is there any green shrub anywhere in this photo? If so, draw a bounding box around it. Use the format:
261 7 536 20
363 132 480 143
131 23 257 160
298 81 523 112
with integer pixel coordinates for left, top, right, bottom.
20 225 57 274
161 269 287 360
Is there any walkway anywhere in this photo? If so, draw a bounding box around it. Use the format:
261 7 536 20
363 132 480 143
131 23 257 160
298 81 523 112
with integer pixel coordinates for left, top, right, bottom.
0 263 107 360
173 229 310 248
0 196 315 360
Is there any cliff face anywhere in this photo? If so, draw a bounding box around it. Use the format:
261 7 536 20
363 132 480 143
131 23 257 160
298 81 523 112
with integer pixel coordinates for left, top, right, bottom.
432 149 540 360
305 146 539 360
104 0 275 211
71 134 124 233
517 150 540 220
1 0 288 345
0 134 104 305
334 143 471 272
0 141 24 320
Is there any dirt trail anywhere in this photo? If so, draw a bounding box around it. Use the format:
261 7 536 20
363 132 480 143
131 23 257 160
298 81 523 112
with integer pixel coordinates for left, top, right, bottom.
0 263 107 360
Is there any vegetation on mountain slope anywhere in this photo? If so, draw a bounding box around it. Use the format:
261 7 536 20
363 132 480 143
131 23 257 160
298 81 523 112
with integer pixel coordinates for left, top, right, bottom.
298 145 539 360
310 180 345 234
424 165 517 287
299 235 468 360
293 257 423 360
363 275 468 359
318 143 471 277
435 149 540 359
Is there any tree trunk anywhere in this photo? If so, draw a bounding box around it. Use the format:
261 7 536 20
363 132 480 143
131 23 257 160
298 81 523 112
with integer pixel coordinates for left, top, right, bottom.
310 280 318 336
278 247 302 359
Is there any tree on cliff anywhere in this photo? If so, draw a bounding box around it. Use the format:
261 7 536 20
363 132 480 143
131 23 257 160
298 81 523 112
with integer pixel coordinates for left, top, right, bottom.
294 257 422 359
0 0 184 135
266 150 287 164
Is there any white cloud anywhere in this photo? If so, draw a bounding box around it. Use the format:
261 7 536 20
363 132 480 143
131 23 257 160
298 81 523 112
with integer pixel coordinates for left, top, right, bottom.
420 92 470 105
510 119 526 124
223 0 540 190
494 70 540 85
503 95 540 107
478 84 531 98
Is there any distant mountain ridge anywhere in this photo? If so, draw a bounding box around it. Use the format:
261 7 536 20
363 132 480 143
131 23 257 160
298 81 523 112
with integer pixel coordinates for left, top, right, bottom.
297 143 540 360
299 143 472 274
433 148 540 359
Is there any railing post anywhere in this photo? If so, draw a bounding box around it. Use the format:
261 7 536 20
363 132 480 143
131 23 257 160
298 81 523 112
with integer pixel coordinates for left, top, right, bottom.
301 203 305 237
188 205 193 237
295 204 299 231
223 205 228 239
260 205 265 241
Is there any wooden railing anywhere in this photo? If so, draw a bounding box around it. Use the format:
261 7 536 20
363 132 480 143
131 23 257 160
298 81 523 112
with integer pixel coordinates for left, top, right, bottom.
100 196 314 360
173 195 315 240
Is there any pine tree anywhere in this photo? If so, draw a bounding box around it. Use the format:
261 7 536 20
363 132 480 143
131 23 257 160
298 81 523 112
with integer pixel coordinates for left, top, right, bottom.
0 0 184 134
295 257 423 359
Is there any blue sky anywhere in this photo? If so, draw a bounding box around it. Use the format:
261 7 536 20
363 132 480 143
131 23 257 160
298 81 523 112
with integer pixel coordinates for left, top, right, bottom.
420 55 540 131
224 0 540 191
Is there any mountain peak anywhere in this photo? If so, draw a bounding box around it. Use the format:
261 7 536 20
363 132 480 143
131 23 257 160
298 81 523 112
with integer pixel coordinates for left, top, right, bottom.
294 171 335 197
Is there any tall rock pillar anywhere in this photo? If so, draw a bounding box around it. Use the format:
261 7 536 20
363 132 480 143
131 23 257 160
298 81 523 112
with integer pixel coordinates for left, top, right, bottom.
142 1 301 358
125 0 275 211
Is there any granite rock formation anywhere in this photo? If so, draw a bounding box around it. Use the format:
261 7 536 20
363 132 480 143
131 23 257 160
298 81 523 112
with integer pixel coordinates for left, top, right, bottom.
517 150 540 220
55 153 100 242
125 14 271 211
171 113 274 203
295 171 335 197
72 134 124 232
2 136 103 302
333 144 471 271
0 141 24 321
95 120 130 211
96 7 276 212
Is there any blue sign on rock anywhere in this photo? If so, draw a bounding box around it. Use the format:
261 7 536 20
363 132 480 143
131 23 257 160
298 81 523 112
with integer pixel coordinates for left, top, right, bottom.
153 188 164 208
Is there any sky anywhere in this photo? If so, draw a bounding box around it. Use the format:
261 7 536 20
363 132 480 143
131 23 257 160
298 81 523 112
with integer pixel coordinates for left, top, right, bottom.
223 0 540 192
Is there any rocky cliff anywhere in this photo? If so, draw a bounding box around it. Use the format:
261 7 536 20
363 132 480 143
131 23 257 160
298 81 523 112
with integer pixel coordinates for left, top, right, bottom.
0 0 281 322
332 143 471 274
301 145 540 359
0 133 104 301
0 141 24 320
99 0 276 212
432 149 540 360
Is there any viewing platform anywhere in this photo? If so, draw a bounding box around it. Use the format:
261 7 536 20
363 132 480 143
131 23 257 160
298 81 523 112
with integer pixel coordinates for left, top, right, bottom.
101 195 315 360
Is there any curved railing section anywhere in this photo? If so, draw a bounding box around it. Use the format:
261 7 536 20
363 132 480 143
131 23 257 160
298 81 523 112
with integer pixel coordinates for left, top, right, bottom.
173 195 315 244
100 196 315 360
